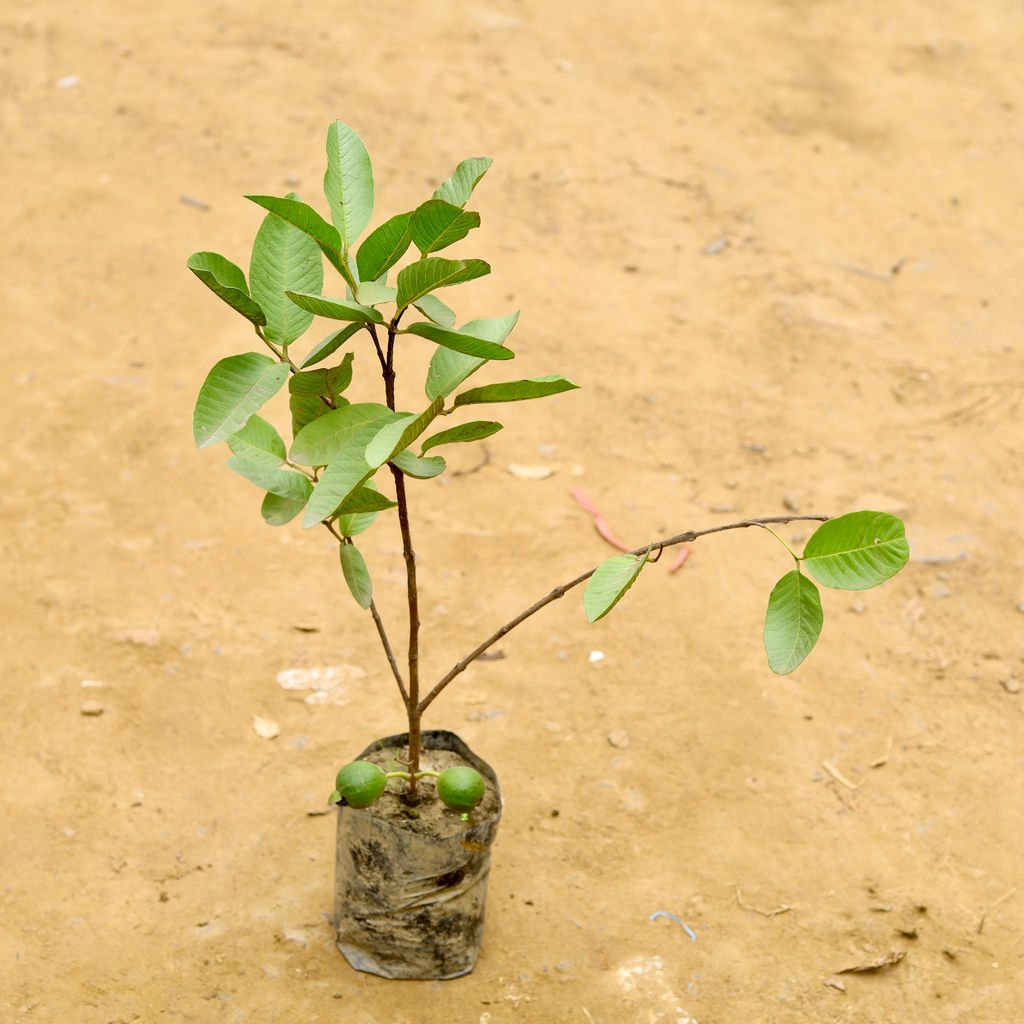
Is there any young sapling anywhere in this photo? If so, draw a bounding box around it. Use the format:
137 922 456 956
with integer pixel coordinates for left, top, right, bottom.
189 121 910 814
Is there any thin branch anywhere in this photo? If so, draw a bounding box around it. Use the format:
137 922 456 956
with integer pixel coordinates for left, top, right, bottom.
254 325 298 372
417 514 829 714
321 519 408 706
367 323 387 373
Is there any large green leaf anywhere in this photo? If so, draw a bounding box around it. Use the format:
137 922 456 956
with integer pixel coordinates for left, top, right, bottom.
410 199 480 255
324 121 374 249
583 548 651 623
244 195 356 291
193 353 289 449
434 157 492 208
227 459 313 502
413 293 456 328
395 257 490 311
802 511 910 591
424 312 520 400
391 450 446 479
226 415 286 470
404 322 515 362
365 397 445 468
187 252 266 326
339 542 373 609
453 375 579 409
286 290 383 324
420 420 503 453
261 491 307 526
302 411 404 526
356 212 412 282
290 402 393 466
248 194 323 346
300 324 363 368
763 570 823 674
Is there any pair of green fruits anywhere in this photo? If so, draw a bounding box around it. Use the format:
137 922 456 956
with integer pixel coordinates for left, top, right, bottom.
330 760 486 812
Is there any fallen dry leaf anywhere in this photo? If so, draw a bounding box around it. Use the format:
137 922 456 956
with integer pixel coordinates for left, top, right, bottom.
837 950 905 974
508 463 555 480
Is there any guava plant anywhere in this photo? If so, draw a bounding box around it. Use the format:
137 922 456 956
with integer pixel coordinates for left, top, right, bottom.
189 121 910 811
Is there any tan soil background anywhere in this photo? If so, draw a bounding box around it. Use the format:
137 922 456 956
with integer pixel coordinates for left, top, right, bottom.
3 0 1023 1021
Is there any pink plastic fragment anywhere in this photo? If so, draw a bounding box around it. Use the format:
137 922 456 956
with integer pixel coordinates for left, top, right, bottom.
593 515 631 553
668 547 691 573
569 487 600 517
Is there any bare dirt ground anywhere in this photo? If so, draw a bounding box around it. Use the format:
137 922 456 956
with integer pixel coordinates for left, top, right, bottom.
3 1 1023 1021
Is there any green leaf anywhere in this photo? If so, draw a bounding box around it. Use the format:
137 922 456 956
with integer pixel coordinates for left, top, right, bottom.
339 542 373 609
227 459 313 501
324 121 374 249
404 322 515 362
391 450 446 479
356 212 412 282
244 195 356 291
334 481 385 537
186 252 266 326
300 324 362 368
583 548 651 623
289 353 354 401
434 157 492 208
424 312 520 400
395 257 490 311
286 290 383 324
333 485 397 515
248 194 323 346
410 199 481 255
802 511 910 591
290 392 332 438
356 280 397 306
226 415 286 470
290 402 393 466
413 293 456 328
762 570 823 674
453 375 579 409
261 491 307 526
193 353 289 449
365 397 445 468
302 410 405 526
421 420 503 453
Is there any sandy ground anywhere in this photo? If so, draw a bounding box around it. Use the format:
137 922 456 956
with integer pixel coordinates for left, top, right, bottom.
3 1 1024 1021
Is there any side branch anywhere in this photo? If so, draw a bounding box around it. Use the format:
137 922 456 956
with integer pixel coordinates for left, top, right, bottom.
417 514 829 714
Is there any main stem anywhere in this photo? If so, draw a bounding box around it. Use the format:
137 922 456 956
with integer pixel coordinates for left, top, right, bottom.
379 317 422 796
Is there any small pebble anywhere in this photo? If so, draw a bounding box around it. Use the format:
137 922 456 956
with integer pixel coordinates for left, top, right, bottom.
588 650 605 663
252 715 280 740
607 729 630 749
1000 678 1021 695
56 75 80 90
80 700 104 716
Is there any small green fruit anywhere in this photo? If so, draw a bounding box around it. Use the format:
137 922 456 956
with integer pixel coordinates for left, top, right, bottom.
334 761 387 808
437 766 486 812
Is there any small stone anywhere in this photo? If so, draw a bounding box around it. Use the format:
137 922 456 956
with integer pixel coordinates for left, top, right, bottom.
252 715 280 740
607 729 630 749
850 600 867 614
1000 678 1022 695
282 928 307 945
80 700 104 716
56 74 80 90
782 492 801 512
702 237 729 256
61 826 75 838
588 650 605 664
508 463 555 480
